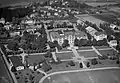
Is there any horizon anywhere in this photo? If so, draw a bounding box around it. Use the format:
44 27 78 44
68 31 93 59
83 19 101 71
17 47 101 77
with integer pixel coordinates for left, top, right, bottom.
0 0 119 5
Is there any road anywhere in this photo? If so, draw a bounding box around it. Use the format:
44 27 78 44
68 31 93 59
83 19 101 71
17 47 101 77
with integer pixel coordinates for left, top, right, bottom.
0 48 17 83
39 67 120 83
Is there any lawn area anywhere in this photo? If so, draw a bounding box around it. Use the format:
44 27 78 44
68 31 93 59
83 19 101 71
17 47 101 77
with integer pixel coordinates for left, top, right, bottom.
78 46 92 50
78 51 98 58
43 68 120 83
25 55 45 66
98 49 117 56
55 52 74 60
94 46 110 49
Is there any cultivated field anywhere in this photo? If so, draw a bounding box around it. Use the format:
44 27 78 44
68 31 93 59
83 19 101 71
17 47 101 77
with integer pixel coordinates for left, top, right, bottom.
91 13 118 23
43 68 120 83
109 7 120 14
85 2 117 7
76 15 105 26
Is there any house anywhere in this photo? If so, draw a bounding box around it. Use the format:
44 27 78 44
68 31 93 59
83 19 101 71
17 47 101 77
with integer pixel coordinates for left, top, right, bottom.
94 32 107 41
86 26 107 41
0 18 5 24
9 56 24 71
50 29 87 45
108 40 117 46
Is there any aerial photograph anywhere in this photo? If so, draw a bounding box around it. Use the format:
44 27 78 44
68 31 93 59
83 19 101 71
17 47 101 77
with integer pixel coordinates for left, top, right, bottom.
0 0 120 83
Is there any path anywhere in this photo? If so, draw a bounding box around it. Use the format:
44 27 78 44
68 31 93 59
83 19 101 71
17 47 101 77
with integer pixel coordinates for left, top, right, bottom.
92 46 103 56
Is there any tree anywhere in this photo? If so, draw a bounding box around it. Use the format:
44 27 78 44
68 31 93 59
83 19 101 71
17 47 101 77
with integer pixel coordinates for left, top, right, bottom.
79 39 88 46
74 38 79 46
91 58 98 65
7 40 19 51
62 39 69 48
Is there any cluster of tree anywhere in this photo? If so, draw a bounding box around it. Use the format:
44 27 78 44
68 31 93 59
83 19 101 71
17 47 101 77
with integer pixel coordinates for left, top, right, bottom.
0 26 10 38
74 38 108 47
7 26 47 52
74 38 88 47
62 39 70 48
100 23 114 36
0 7 33 22
48 40 62 51
85 21 102 31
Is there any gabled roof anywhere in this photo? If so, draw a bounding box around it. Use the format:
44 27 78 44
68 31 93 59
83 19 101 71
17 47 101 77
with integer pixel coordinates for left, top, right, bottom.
10 56 23 67
95 31 106 36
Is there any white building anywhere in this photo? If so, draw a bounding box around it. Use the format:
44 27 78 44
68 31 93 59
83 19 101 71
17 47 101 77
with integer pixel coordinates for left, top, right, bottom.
50 29 87 45
108 40 117 46
86 26 107 41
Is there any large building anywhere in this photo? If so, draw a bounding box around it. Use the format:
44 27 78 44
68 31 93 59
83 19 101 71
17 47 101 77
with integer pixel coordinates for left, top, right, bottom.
85 26 107 41
50 29 87 45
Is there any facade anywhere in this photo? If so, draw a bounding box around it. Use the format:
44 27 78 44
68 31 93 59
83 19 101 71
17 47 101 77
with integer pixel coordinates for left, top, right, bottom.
50 29 87 45
86 26 107 41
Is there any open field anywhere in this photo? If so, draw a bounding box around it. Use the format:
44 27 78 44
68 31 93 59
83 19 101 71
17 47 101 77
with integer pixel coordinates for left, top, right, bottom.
56 52 74 60
91 13 117 23
76 15 105 26
78 51 98 58
109 7 120 14
43 68 120 83
98 49 117 56
85 2 117 7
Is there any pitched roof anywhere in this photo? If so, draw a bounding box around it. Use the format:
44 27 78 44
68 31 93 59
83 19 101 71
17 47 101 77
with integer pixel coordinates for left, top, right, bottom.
95 31 106 36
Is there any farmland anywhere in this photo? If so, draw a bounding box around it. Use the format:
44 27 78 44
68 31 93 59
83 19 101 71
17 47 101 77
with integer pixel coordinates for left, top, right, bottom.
91 13 118 23
76 15 105 26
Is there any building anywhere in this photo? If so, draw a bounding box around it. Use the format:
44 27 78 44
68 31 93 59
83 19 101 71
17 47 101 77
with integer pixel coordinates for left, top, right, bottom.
9 56 24 71
86 26 107 41
0 18 5 24
108 40 117 46
50 29 87 45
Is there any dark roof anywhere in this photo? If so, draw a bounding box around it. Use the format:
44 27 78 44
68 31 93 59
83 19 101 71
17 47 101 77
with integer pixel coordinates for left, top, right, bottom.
10 56 23 67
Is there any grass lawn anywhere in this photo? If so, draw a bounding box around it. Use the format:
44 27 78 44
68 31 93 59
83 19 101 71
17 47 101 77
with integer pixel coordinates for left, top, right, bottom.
56 52 74 60
25 55 45 66
43 68 120 83
78 46 92 50
78 51 98 58
94 46 110 49
98 49 117 56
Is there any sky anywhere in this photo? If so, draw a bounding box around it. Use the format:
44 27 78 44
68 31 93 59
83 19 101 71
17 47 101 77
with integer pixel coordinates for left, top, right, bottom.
0 0 119 5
